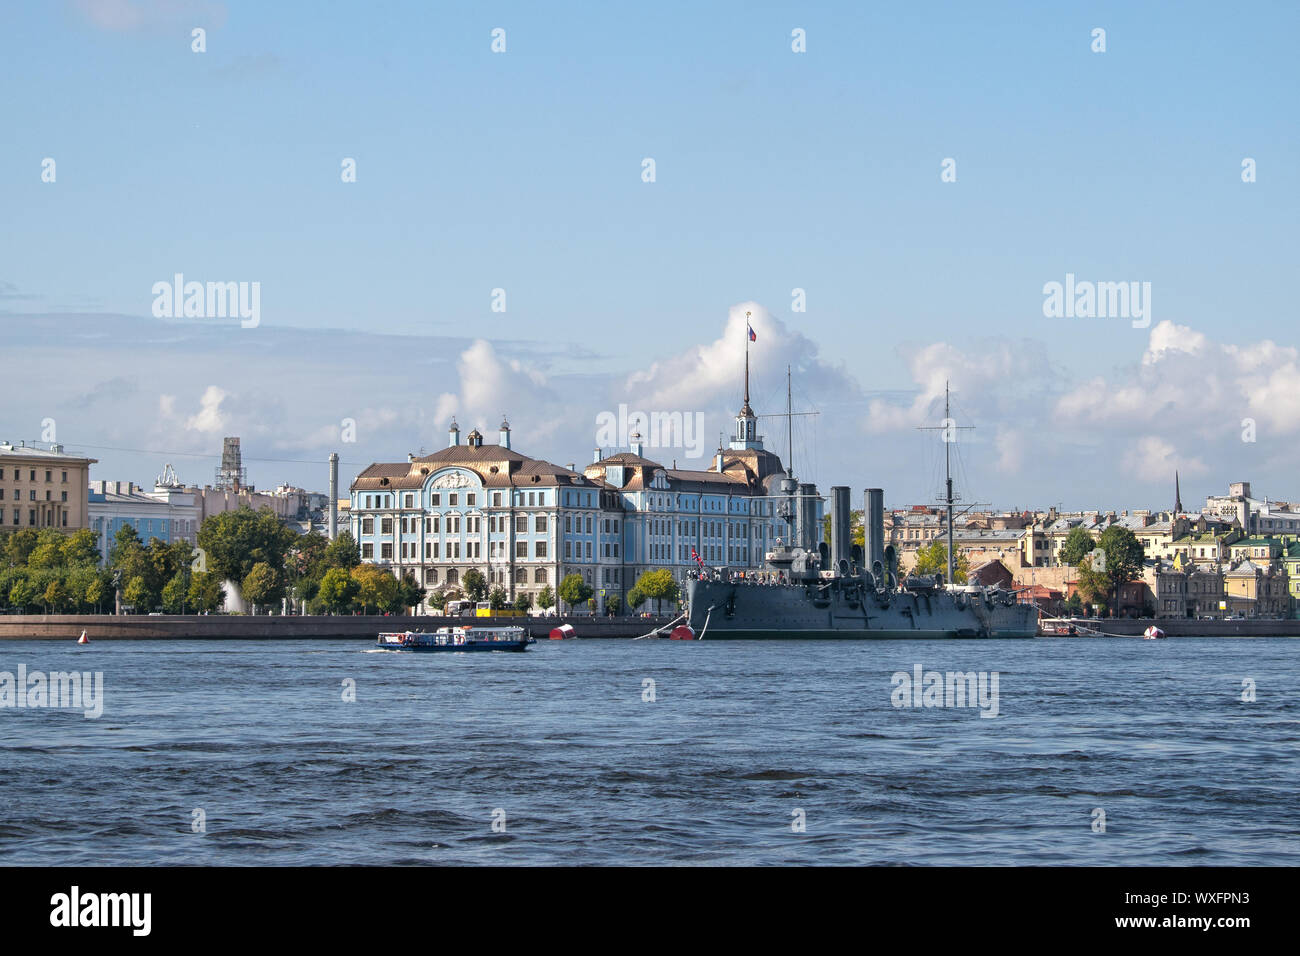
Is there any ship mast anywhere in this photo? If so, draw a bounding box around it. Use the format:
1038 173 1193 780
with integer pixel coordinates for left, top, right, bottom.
944 383 955 588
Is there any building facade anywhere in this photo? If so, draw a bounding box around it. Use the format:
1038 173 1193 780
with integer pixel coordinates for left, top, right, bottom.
0 441 96 532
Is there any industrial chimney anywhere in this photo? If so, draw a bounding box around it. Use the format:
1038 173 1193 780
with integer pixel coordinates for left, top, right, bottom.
328 452 339 540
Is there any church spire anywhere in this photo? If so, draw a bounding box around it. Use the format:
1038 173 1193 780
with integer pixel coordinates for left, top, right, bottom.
1175 471 1183 514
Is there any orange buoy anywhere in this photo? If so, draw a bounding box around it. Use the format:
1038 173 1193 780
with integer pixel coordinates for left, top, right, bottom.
77 630 89 645
549 624 576 640
669 625 696 641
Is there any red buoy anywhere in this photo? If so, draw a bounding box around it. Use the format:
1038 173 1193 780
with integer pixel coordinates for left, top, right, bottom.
669 625 696 641
77 630 89 645
549 624 576 640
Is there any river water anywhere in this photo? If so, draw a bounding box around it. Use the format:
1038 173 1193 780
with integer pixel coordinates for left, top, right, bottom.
0 637 1296 865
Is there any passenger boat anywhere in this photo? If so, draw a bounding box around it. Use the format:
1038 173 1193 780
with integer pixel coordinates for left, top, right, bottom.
376 625 532 652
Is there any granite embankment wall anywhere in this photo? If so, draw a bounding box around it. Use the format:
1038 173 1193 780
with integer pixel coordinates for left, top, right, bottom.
0 614 674 641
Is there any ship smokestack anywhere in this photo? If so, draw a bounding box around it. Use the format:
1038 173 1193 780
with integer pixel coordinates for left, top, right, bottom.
797 482 817 552
830 486 851 570
864 488 884 576
328 452 339 540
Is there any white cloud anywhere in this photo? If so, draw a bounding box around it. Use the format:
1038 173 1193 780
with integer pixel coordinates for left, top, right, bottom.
185 385 226 433
1123 436 1207 483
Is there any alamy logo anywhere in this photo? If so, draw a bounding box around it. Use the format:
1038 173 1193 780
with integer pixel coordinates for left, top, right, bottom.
891 664 1000 718
0 665 103 718
595 404 705 458
50 886 150 936
1042 273 1150 328
151 273 260 328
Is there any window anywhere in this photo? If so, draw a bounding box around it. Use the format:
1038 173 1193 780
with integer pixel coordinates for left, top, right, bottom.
536 515 547 532
362 543 373 558
61 470 67 483
536 542 548 558
493 493 502 507
61 491 67 502
516 541 528 558
431 493 441 506
362 517 373 534
516 515 528 533
585 542 592 558
565 515 571 532
528 492 535 506
426 569 438 585
585 516 592 534
565 542 572 558
45 470 51 482
432 515 440 533
467 494 476 506
404 494 414 508
534 569 548 584
381 543 393 559
381 517 393 534
449 493 458 506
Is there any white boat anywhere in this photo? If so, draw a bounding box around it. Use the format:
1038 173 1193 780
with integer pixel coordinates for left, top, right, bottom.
1143 625 1166 640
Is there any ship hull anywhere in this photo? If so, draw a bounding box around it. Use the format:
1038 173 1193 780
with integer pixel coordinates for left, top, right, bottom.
685 578 1038 639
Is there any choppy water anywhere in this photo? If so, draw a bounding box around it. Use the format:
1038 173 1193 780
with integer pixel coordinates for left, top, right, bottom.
0 637 1296 865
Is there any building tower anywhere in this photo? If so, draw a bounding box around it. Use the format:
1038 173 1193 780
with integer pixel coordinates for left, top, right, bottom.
215 436 246 491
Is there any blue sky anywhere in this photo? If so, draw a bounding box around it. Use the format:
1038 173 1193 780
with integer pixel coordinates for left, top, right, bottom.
2 1 1297 510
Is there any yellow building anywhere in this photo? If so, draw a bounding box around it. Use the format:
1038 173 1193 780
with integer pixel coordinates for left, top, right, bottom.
0 441 97 531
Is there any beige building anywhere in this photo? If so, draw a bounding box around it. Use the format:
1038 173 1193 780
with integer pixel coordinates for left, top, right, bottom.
0 441 97 532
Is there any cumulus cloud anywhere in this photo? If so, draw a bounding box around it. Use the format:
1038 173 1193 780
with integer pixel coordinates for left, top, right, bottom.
1123 436 1207 483
184 385 227 433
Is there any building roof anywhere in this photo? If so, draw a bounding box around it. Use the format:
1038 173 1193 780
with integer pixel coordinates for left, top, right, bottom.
353 441 593 493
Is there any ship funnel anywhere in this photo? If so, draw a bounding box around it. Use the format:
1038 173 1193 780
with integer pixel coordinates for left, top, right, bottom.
864 488 885 575
830 486 851 571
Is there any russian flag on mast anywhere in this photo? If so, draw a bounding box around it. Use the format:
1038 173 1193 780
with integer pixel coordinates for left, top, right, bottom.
748 323 757 341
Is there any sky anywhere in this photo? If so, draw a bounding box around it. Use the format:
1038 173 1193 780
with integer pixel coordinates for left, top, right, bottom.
2 0 1297 512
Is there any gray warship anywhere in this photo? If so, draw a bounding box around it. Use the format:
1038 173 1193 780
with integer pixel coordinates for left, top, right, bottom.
681 385 1038 640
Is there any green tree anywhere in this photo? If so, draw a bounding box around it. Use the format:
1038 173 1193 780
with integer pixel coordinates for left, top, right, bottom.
606 593 622 615
196 507 297 585
351 565 396 614
318 567 359 614
108 524 144 571
627 586 645 610
322 531 361 570
187 570 226 614
634 568 680 614
1059 526 1097 567
161 572 188 614
41 577 68 613
427 586 448 612
28 530 67 569
913 540 969 584
123 575 151 613
61 529 101 568
513 592 533 613
241 562 283 612
84 573 109 613
2 529 39 568
1063 592 1084 616
558 573 593 613
462 568 488 603
1095 525 1145 615
8 575 35 612
537 584 555 611
488 586 507 610
394 573 424 614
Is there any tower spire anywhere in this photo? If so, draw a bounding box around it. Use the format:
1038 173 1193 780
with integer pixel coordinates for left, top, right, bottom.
1175 471 1182 514
744 310 751 407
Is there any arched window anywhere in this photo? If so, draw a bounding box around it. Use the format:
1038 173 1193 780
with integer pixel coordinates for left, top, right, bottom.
426 569 439 586
446 568 459 585
534 568 548 584
514 568 527 585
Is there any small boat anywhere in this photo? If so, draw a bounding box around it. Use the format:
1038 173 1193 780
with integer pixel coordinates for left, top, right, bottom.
1143 625 1166 640
376 625 532 652
77 630 89 645
548 624 577 640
